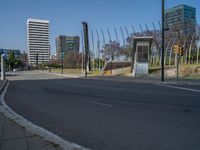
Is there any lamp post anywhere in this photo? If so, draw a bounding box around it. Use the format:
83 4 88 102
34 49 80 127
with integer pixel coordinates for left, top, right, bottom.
42 49 44 71
161 0 165 81
61 51 64 74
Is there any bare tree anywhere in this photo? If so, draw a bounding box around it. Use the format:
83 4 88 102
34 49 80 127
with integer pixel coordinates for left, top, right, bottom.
104 41 121 61
63 52 82 68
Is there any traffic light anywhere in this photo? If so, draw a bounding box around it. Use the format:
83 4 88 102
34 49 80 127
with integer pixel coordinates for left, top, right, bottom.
173 45 179 54
173 45 184 56
180 46 184 56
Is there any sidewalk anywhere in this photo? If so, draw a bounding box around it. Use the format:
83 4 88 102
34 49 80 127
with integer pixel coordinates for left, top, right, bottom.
0 80 63 150
0 112 62 150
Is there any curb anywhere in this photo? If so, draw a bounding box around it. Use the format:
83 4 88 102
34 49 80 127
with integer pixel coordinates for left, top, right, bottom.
0 81 89 150
0 80 8 93
88 76 200 86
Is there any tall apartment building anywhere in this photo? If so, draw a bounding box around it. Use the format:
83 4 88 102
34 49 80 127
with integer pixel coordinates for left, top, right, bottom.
56 36 80 59
165 4 196 35
27 18 50 65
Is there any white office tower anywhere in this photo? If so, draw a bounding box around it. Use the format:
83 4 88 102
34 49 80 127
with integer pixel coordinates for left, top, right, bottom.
27 18 50 65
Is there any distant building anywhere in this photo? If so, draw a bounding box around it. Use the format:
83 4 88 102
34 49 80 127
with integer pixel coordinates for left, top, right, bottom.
0 48 21 59
56 36 80 59
165 4 196 36
20 51 28 67
27 18 50 65
51 53 57 60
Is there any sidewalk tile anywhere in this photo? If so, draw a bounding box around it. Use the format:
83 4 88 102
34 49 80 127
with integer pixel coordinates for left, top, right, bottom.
56 147 64 150
0 117 5 132
3 127 25 140
27 136 48 149
25 130 36 137
1 138 27 150
4 119 21 131
29 144 57 150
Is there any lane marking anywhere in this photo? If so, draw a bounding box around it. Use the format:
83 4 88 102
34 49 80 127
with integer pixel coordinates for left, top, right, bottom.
159 84 200 93
84 100 112 107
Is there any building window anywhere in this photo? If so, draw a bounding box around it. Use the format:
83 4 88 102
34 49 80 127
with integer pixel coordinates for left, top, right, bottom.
137 46 148 62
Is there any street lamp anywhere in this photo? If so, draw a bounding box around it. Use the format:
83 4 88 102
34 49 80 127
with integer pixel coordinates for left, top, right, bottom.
161 0 165 81
61 50 64 74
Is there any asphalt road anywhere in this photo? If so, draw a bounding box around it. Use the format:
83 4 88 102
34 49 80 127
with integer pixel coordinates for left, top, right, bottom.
5 72 200 150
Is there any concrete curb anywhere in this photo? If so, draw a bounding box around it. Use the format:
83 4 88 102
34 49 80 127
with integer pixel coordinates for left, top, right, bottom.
0 82 89 150
0 80 8 93
88 76 200 86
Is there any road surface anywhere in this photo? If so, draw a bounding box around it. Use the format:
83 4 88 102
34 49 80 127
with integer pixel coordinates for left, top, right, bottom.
5 72 200 150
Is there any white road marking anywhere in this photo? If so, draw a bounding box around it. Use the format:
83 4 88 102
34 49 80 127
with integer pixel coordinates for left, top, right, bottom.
84 100 112 107
159 84 200 93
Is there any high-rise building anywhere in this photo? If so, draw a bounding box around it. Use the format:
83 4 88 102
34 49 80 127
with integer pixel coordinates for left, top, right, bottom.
165 4 196 35
56 36 80 59
27 18 50 65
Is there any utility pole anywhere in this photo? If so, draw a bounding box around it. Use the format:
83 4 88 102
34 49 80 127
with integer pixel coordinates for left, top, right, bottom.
61 36 64 74
91 30 95 71
42 49 44 71
36 52 38 69
81 30 84 72
96 30 101 71
161 0 165 82
61 53 63 74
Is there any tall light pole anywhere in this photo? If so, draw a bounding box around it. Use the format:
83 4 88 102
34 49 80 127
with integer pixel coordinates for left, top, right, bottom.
161 0 165 81
96 30 101 70
61 50 63 74
91 30 95 71
81 30 84 72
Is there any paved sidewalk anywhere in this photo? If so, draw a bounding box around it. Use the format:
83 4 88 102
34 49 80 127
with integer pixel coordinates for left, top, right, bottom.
0 80 63 150
0 112 62 150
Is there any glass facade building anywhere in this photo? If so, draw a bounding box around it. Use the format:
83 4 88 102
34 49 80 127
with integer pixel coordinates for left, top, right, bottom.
165 4 196 35
56 36 80 59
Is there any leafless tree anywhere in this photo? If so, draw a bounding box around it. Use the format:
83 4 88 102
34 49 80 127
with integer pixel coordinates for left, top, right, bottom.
103 41 121 61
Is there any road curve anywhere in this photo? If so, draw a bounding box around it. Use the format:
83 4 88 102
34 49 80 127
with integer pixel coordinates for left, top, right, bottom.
5 72 200 150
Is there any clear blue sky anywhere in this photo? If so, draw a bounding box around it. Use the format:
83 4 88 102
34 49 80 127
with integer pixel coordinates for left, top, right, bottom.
0 0 199 54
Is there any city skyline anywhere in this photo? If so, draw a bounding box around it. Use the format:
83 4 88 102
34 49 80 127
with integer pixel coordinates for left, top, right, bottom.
0 0 199 54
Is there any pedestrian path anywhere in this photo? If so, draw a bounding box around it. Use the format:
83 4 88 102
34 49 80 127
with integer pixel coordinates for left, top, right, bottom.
0 112 62 150
0 80 63 150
